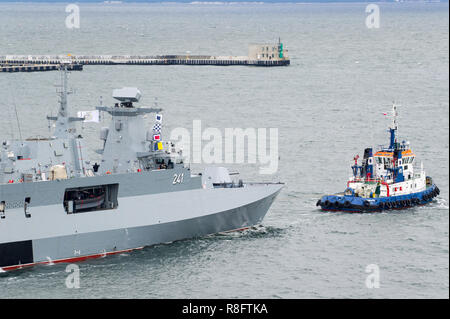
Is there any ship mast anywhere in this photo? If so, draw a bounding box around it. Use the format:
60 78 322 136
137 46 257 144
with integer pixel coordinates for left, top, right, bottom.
47 63 83 139
58 63 69 118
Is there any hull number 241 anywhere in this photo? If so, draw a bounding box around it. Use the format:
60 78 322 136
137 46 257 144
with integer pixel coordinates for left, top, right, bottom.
173 173 184 185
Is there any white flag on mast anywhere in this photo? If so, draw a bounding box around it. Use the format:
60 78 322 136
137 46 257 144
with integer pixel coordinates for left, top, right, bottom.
77 110 100 123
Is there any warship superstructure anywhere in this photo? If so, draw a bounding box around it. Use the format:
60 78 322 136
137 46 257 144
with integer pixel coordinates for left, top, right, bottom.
316 103 439 212
0 66 283 271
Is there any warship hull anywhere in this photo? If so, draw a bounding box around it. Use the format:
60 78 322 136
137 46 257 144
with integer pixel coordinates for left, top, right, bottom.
0 172 282 271
0 73 284 271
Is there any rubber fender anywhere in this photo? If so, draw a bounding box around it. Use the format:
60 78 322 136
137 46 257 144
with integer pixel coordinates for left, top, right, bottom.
344 201 351 208
363 200 370 207
316 200 321 207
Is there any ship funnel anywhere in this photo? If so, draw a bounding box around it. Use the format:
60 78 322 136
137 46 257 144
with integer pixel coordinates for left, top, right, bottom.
363 148 374 179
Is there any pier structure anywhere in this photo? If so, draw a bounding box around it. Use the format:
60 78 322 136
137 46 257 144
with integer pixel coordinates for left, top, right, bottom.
0 63 83 73
0 42 289 72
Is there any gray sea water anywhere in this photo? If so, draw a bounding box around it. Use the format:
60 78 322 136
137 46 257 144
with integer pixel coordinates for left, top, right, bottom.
0 2 448 298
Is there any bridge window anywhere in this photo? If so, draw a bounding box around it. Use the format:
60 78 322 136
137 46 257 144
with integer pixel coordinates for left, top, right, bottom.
64 184 119 214
155 158 174 170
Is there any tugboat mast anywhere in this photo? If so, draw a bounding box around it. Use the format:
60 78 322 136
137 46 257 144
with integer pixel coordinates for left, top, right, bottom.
389 102 399 150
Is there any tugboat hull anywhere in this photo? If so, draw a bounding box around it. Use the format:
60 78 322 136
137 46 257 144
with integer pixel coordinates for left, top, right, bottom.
317 184 439 212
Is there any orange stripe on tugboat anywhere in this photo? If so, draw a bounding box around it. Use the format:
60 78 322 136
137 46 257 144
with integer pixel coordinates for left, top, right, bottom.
374 150 415 157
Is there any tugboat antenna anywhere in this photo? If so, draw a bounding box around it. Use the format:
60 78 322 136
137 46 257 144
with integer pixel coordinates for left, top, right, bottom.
391 102 399 131
388 102 400 150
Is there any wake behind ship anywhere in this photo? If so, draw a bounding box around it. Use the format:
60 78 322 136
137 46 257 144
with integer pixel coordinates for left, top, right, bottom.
0 66 283 271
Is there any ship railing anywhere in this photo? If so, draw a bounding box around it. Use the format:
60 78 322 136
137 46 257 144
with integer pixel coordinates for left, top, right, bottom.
348 178 391 196
348 177 384 183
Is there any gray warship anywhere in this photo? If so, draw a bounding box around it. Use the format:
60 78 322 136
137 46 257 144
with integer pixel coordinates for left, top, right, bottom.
0 66 283 271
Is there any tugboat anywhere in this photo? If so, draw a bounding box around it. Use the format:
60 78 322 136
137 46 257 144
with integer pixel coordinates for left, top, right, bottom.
317 103 439 212
0 65 283 271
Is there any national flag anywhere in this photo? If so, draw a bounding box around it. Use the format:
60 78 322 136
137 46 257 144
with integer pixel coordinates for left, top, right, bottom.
153 134 161 141
155 114 162 123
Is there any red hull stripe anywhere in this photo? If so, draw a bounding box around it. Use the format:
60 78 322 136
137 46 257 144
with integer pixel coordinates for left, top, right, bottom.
1 227 254 272
1 246 144 272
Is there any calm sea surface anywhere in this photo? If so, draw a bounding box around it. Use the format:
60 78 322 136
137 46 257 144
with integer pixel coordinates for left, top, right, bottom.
0 2 448 298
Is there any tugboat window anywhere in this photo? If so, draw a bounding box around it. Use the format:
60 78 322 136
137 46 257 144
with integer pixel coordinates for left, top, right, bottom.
63 184 119 214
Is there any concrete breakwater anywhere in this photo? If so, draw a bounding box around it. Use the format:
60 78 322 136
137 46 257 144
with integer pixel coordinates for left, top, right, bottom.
0 42 290 72
0 63 83 73
0 54 289 72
